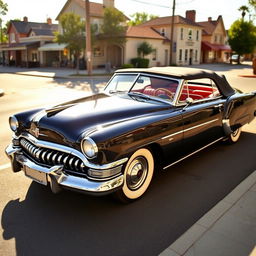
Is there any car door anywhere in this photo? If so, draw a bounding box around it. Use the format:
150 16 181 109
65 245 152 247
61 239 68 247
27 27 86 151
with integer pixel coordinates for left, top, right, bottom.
178 79 226 154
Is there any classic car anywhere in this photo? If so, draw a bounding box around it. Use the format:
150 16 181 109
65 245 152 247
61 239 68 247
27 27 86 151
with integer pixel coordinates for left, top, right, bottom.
5 67 256 202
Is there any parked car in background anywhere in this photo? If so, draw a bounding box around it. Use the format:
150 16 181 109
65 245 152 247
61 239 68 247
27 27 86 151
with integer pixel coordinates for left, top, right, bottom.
5 67 256 202
230 54 244 63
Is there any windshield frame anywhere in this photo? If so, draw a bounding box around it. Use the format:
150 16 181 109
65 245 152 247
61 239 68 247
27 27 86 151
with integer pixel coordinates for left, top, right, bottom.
104 72 182 105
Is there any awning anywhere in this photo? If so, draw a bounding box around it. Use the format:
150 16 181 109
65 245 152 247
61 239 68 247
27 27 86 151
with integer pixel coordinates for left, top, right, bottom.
0 41 40 51
38 43 67 51
201 41 231 52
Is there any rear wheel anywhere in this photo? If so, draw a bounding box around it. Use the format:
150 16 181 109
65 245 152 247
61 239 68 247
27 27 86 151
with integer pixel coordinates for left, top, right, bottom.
114 148 154 203
227 127 242 144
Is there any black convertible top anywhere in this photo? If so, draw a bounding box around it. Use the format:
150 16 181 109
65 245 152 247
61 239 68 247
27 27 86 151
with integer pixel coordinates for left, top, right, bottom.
115 67 235 97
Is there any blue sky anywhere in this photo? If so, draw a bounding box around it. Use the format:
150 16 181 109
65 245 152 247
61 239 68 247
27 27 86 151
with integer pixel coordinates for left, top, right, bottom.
3 0 251 28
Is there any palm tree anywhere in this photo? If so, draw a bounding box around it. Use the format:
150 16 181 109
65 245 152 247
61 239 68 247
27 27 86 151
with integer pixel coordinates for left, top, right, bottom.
238 5 250 20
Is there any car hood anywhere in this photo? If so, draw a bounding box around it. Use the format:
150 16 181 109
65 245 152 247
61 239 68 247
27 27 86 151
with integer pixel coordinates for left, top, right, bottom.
29 93 171 146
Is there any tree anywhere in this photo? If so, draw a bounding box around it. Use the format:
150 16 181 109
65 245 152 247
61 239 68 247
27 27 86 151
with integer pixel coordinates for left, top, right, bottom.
238 5 250 19
128 12 158 26
0 0 7 16
249 0 256 19
228 19 256 64
137 41 154 58
55 13 86 74
0 0 8 43
101 7 127 45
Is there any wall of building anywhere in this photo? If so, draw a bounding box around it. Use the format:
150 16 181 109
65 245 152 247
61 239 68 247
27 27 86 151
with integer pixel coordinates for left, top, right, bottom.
174 25 201 65
125 38 170 67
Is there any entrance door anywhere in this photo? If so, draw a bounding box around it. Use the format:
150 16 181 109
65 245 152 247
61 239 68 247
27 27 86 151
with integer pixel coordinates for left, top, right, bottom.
107 45 122 68
189 49 193 65
16 51 22 66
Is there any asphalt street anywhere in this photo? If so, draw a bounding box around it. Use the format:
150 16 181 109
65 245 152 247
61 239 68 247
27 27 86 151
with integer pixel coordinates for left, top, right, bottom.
0 71 255 256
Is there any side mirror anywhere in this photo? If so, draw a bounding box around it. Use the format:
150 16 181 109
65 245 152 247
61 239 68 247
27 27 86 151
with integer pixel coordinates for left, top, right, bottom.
186 97 194 105
182 97 194 111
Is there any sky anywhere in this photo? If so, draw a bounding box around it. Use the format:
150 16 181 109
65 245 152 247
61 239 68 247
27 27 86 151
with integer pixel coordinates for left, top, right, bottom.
2 0 251 29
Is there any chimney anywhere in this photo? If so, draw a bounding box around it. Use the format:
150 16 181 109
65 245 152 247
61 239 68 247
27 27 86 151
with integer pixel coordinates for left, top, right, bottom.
186 10 196 22
103 0 114 8
23 16 28 22
208 17 212 22
47 18 52 25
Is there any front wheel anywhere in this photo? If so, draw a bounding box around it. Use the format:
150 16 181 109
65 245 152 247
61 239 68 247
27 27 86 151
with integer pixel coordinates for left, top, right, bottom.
227 127 242 144
114 148 154 203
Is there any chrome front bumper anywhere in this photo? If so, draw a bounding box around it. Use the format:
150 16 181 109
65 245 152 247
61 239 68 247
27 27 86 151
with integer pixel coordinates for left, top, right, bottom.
5 143 124 195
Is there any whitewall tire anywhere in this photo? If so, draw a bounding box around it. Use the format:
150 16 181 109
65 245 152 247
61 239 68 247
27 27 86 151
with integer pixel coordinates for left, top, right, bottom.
227 127 242 144
115 148 154 203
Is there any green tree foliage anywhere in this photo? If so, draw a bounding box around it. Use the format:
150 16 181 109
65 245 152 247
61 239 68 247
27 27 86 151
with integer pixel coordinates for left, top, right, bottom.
0 0 8 16
101 7 127 45
238 5 250 19
228 19 256 63
137 41 154 58
55 13 86 73
0 0 8 43
128 12 158 26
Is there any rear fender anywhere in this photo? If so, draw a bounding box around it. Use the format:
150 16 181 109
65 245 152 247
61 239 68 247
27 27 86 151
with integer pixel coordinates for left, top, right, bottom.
223 92 256 134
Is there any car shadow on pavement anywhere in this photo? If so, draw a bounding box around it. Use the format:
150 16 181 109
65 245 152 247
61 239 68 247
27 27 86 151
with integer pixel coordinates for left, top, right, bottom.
1 131 256 256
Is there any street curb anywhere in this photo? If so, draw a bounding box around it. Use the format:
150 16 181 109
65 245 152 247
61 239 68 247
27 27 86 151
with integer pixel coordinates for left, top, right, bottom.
0 71 112 80
159 170 256 256
238 75 256 78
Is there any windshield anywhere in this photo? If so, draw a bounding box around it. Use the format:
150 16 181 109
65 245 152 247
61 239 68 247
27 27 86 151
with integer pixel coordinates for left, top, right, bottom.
104 74 138 94
105 74 180 103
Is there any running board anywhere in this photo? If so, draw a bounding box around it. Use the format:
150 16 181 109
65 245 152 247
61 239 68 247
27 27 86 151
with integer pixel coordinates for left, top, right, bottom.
163 137 225 170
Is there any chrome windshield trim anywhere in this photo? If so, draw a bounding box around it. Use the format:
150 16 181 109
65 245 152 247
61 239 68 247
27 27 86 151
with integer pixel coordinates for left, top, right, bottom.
17 133 128 170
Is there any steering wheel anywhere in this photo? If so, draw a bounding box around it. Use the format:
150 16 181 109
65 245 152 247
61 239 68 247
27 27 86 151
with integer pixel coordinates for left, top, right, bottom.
154 88 174 100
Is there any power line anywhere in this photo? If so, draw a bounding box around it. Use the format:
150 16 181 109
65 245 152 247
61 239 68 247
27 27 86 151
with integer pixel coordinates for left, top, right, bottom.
129 0 195 8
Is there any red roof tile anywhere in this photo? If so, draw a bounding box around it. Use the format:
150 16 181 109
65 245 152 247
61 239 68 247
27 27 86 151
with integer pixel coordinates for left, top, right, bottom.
139 15 201 28
126 26 166 40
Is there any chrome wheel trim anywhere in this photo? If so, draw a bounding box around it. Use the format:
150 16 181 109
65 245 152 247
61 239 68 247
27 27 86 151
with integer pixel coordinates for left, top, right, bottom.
126 157 148 191
122 148 154 200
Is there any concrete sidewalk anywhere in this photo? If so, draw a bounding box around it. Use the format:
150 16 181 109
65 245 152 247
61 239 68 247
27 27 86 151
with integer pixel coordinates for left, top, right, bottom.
0 66 112 79
160 171 256 256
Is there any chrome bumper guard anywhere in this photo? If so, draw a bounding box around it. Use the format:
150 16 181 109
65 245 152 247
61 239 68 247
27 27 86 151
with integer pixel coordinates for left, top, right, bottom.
5 143 124 195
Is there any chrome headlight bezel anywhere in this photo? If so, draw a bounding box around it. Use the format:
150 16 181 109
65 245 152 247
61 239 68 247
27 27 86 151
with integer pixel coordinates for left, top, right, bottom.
9 116 19 132
81 137 98 159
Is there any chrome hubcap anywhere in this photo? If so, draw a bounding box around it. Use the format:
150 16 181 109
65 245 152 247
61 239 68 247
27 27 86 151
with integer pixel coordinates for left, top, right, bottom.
126 157 148 190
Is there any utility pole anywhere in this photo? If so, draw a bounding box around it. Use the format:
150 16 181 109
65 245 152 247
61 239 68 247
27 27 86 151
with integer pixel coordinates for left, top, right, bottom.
85 0 92 75
169 0 176 66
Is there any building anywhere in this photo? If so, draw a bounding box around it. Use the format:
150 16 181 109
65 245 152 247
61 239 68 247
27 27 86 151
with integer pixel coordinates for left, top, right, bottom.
57 1 203 67
2 17 60 67
56 0 130 68
198 15 231 63
138 10 203 66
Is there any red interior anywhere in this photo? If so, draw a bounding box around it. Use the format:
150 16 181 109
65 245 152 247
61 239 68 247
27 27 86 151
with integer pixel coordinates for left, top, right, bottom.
140 83 218 101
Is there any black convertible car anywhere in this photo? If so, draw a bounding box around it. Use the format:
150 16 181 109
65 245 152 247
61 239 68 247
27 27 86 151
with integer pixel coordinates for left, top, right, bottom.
5 67 256 202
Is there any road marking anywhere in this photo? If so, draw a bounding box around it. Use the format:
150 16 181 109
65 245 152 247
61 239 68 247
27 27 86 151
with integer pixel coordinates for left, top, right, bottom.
0 163 11 170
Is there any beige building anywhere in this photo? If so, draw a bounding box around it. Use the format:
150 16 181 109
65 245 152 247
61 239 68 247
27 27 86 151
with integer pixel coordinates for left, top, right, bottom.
198 16 231 63
139 11 202 66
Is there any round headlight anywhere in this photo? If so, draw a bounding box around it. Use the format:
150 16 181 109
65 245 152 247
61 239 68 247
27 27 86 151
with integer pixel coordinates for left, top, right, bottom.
81 137 98 159
9 116 19 132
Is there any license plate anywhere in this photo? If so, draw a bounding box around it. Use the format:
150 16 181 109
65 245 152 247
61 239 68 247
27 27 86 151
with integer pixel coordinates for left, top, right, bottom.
24 166 47 185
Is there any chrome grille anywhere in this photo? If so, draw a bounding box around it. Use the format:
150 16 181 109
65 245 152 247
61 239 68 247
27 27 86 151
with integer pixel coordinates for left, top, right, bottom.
20 138 88 174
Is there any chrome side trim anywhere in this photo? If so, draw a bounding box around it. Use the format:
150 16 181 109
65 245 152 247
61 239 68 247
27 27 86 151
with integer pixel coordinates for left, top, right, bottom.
15 154 124 193
15 133 128 170
161 118 219 140
163 137 224 170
